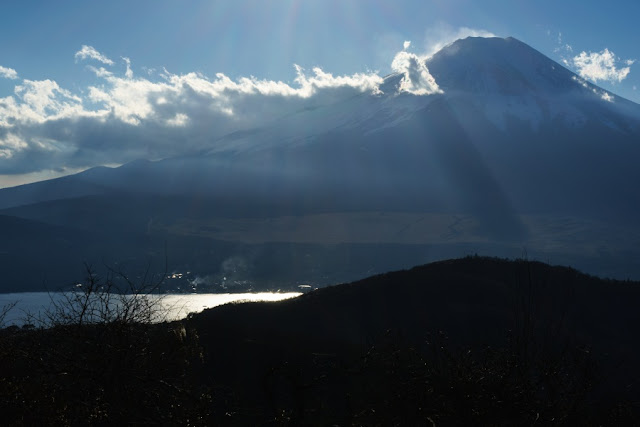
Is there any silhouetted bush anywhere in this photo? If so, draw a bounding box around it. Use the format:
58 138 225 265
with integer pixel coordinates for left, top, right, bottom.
0 265 211 426
0 300 16 328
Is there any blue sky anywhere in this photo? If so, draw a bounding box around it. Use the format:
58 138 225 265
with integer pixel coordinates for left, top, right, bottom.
0 0 638 187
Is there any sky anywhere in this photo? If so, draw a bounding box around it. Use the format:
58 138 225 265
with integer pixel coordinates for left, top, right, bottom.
0 0 638 188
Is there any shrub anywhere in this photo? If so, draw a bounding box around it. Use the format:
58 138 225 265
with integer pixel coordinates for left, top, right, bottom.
0 264 211 426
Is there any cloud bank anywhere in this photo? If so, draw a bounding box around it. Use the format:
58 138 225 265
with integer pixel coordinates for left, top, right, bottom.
1 43 446 176
572 48 633 84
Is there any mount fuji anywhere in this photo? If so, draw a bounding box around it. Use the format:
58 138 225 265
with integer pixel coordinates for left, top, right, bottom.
2 36 640 291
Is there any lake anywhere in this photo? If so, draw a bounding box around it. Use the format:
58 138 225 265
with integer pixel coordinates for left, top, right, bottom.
0 292 302 327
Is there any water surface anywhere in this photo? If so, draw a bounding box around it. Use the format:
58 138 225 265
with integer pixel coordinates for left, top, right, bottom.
0 292 301 326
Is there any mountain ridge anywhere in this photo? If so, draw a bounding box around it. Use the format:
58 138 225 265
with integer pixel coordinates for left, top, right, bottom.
2 36 640 289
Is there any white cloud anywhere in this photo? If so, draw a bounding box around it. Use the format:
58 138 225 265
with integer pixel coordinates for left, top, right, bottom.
2 37 473 176
75 45 114 65
0 134 28 159
0 66 18 80
572 75 590 89
0 47 409 174
166 113 189 127
292 65 384 96
572 48 633 83
0 79 87 128
572 76 616 102
122 57 133 79
12 79 84 122
391 50 442 95
87 65 113 78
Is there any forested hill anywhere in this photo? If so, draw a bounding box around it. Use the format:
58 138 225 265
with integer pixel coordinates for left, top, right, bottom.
188 256 640 424
3 256 640 425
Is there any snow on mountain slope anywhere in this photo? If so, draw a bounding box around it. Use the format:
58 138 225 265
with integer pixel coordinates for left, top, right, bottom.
2 36 640 219
200 36 639 161
426 37 640 132
203 73 434 155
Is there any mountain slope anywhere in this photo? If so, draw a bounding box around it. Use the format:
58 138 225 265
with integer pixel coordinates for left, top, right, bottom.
2 36 640 287
3 37 639 217
0 214 98 291
428 36 640 128
8 38 635 221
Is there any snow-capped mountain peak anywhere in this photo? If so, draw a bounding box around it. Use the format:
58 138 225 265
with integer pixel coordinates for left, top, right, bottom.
423 36 639 131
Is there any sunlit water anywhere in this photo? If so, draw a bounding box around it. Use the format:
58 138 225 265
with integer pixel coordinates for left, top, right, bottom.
0 292 302 327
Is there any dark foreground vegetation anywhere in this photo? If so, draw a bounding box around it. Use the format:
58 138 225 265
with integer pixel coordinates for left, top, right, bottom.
1 256 640 425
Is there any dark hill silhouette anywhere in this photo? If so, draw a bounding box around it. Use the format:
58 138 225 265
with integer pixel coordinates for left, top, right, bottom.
2 257 640 424
188 256 640 424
